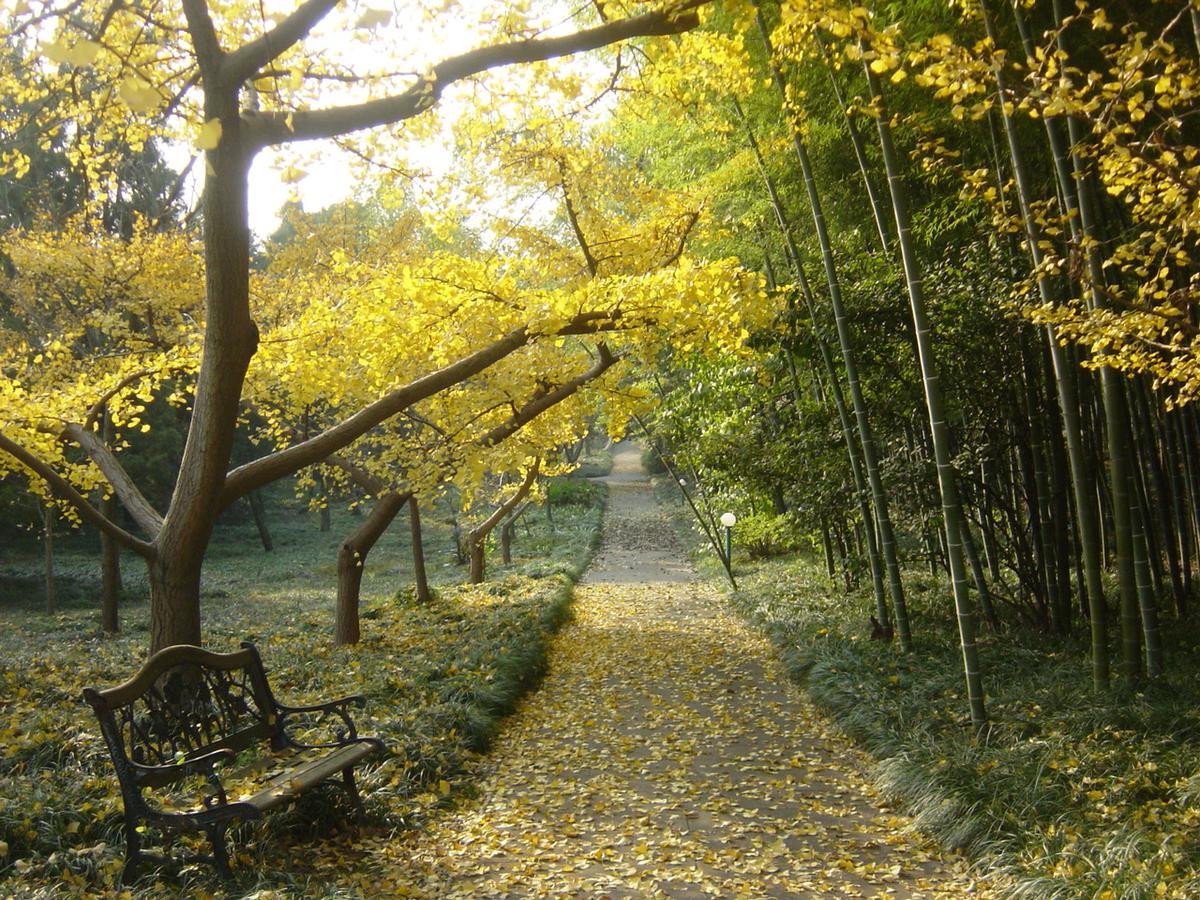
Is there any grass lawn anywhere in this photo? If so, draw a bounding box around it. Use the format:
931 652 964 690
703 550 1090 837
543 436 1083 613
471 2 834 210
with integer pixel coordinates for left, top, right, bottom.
0 475 606 897
655 477 1200 899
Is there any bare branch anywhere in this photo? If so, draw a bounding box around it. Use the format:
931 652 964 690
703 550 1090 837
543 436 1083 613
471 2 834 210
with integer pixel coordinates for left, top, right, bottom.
244 4 704 147
561 171 599 278
661 211 700 267
0 432 156 558
83 371 154 430
222 0 341 88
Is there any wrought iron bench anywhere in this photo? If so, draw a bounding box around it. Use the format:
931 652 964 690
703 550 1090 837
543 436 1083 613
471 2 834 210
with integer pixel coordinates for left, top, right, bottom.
83 641 386 883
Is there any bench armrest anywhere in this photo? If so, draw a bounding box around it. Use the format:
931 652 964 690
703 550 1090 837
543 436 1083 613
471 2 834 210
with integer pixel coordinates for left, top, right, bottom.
276 696 365 748
130 748 237 808
129 747 236 782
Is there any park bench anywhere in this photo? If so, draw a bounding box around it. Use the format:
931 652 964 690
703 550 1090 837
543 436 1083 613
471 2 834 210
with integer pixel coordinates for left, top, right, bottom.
83 641 386 883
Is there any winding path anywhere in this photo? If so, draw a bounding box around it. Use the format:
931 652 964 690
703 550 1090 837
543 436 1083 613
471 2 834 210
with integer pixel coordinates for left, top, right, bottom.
377 444 989 897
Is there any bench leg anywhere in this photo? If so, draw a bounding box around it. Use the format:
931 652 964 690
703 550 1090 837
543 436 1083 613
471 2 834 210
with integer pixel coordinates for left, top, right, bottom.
207 821 233 879
341 768 366 823
120 822 142 886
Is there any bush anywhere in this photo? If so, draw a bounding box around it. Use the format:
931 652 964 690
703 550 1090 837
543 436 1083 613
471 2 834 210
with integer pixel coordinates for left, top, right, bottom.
546 476 603 507
640 445 668 474
735 512 802 560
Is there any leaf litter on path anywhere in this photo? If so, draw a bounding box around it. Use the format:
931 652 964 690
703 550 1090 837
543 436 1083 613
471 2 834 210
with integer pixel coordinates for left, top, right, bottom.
358 447 992 897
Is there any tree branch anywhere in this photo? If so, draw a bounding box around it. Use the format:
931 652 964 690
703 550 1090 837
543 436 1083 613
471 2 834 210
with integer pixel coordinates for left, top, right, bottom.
222 0 342 88
83 370 153 430
0 432 156 558
472 458 540 541
477 343 620 447
244 4 704 147
220 311 617 506
561 172 600 277
326 452 389 496
180 0 225 83
62 423 165 538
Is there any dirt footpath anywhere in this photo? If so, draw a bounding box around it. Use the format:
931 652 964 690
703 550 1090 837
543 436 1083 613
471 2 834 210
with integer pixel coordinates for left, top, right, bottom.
373 444 990 898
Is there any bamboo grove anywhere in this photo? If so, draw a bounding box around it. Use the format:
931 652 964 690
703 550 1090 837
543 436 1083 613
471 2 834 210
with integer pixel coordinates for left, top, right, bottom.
625 0 1200 727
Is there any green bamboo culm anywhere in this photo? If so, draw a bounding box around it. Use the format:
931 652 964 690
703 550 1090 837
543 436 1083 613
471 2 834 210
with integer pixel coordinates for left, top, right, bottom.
863 58 987 729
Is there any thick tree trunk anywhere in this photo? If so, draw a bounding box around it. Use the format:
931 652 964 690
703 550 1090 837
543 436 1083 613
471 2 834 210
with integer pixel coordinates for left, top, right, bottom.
149 551 204 650
468 538 486 584
409 496 432 604
501 519 514 564
335 492 409 645
150 88 256 653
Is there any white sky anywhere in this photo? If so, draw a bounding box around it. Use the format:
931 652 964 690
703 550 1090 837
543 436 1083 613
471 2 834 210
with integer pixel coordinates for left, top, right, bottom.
164 0 604 240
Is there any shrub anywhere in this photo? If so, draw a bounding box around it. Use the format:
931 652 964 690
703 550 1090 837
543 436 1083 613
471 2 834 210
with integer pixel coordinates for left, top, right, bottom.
734 512 802 560
640 445 668 474
546 476 602 507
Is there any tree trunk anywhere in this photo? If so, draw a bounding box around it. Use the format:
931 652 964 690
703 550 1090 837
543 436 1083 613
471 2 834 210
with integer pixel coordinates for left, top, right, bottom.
991 0 1109 685
99 409 122 633
101 492 121 633
149 550 204 651
739 112 891 636
335 492 409 645
752 17 912 649
500 519 514 564
467 463 540 585
42 505 56 615
149 88 256 653
248 490 273 551
409 496 432 604
468 537 486 584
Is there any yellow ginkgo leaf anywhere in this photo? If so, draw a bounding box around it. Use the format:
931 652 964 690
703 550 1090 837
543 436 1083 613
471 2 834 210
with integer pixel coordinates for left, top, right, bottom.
194 118 223 151
64 39 101 66
118 76 159 114
355 8 391 28
280 165 307 183
41 39 71 65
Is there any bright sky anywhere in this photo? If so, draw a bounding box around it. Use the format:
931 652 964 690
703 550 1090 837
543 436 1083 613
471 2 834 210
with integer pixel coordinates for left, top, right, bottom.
191 0 603 240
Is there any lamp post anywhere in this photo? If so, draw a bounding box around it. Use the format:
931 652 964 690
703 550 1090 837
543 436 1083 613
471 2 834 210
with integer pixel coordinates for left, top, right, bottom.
720 511 737 568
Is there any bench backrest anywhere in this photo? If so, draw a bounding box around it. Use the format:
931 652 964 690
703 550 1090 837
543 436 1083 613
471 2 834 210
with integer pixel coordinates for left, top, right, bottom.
83 643 280 788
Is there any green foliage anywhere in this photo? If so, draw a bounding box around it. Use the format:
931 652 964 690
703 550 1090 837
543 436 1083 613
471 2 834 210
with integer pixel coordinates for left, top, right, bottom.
725 551 1200 898
545 475 603 508
734 511 803 560
640 445 668 475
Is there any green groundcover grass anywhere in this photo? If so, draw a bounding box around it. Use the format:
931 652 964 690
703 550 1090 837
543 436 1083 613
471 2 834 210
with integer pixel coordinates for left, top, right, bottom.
657 479 1200 900
0 477 605 897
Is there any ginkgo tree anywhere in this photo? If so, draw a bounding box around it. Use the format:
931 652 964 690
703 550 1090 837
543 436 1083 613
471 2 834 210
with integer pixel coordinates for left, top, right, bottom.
0 0 732 652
